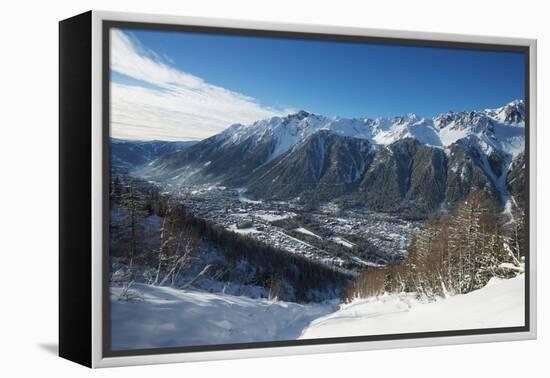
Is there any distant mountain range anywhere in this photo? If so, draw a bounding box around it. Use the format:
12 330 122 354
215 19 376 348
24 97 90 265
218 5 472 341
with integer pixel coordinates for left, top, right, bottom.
110 138 198 173
132 100 526 218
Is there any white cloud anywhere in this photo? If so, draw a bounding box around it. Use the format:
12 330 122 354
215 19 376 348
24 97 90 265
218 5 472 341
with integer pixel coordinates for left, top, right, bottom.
110 29 290 141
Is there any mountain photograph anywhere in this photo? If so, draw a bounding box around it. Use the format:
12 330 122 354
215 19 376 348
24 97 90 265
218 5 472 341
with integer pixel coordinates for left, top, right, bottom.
107 27 527 351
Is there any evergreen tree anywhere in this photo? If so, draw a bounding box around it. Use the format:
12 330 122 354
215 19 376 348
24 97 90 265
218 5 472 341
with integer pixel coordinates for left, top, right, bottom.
119 178 147 270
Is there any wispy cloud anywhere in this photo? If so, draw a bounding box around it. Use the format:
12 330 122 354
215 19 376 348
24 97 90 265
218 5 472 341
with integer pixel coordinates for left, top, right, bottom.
110 29 290 141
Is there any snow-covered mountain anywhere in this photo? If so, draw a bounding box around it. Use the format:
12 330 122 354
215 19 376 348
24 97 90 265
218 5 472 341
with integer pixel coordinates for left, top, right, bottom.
137 100 526 217
216 99 525 160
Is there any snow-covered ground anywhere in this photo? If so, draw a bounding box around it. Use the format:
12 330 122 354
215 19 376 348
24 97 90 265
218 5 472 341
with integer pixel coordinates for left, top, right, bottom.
330 236 356 248
110 283 335 350
255 212 296 222
295 227 322 238
300 275 524 339
228 224 259 235
111 275 523 350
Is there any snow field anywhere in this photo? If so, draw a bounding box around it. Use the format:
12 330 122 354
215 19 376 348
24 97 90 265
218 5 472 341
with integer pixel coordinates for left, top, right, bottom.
111 275 524 349
111 283 335 350
300 275 524 339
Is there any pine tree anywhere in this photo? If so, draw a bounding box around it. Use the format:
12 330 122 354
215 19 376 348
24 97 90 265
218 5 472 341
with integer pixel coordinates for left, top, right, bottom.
111 176 122 201
119 178 147 270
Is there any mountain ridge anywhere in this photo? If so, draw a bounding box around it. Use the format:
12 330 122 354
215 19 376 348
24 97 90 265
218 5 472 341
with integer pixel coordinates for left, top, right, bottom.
136 100 526 218
110 138 198 174
216 99 524 161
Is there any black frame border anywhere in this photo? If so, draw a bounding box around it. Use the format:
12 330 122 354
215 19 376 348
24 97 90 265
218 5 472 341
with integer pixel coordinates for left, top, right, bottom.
59 11 93 367
101 20 531 358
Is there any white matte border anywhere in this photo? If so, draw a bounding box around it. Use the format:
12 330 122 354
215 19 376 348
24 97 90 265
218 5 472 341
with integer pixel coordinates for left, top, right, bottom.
91 10 104 369
90 10 537 368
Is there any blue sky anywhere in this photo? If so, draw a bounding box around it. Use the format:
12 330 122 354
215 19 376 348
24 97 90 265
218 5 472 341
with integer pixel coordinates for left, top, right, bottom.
110 28 525 141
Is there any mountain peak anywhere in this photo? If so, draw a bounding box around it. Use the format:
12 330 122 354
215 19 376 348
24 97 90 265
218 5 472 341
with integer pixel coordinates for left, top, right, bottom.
287 110 311 120
393 113 421 124
486 99 525 125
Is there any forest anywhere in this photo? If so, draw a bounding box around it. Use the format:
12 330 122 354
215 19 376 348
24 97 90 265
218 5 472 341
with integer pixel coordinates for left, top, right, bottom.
341 191 525 303
109 176 352 303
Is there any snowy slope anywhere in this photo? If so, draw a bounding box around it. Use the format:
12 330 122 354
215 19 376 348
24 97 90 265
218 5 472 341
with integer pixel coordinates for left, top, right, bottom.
111 283 335 350
300 275 524 339
111 276 523 350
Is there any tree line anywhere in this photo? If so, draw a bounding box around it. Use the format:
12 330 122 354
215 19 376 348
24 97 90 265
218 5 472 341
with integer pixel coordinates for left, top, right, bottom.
342 191 525 303
110 176 352 302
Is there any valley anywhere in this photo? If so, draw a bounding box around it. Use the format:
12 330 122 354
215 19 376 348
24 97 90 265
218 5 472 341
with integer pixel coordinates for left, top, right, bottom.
153 183 419 269
112 99 526 273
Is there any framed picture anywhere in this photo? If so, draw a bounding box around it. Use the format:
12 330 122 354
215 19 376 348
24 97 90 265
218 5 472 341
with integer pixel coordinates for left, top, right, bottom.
59 10 537 368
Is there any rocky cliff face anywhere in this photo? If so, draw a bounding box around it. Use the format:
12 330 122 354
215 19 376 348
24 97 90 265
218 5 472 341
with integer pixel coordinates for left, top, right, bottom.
245 131 374 202
506 153 526 209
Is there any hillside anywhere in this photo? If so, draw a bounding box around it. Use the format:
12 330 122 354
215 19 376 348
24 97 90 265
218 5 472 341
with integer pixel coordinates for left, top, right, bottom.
110 283 335 350
110 275 524 350
301 274 524 339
